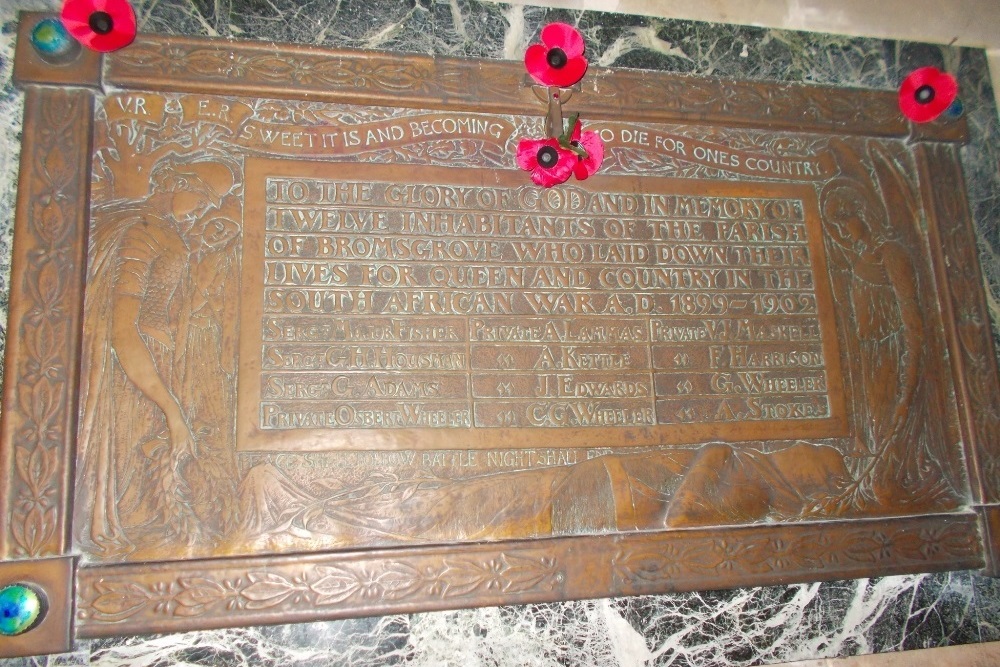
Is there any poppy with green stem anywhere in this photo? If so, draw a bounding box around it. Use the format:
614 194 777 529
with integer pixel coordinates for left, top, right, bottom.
517 114 604 187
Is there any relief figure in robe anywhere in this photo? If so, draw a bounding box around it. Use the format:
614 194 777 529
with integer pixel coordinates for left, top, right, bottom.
818 143 959 510
652 142 964 526
75 156 242 558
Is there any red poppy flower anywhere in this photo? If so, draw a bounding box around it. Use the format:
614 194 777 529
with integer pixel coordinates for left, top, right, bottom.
516 137 575 187
61 0 136 53
569 121 604 180
525 23 588 88
898 66 958 123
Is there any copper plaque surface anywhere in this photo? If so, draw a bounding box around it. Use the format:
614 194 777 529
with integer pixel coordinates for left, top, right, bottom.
239 159 846 450
3 14 1000 654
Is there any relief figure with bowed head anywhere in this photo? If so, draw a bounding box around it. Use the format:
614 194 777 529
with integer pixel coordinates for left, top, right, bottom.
75 156 242 559
662 141 963 528
818 141 960 511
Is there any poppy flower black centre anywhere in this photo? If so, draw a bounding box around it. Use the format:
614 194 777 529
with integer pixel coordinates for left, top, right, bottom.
546 47 568 69
537 146 559 168
89 11 114 35
915 84 935 104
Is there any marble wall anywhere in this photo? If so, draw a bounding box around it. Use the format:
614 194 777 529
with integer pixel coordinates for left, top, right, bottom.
1 1 999 665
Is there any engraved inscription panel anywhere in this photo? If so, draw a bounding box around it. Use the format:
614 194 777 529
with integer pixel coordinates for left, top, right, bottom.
239 160 847 451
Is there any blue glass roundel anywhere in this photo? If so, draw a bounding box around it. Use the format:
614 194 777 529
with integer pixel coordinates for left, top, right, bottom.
30 18 79 60
0 584 43 636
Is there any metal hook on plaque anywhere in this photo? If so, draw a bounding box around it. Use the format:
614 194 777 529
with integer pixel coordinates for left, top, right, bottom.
526 78 581 138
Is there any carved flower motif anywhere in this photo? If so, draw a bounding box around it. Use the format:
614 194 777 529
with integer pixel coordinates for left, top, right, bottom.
224 55 252 78
60 0 136 53
898 67 958 123
524 23 588 88
711 539 745 571
767 538 795 570
872 532 894 560
480 557 510 591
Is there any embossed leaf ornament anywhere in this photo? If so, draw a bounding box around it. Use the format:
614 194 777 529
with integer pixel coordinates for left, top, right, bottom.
309 569 364 605
91 581 155 621
172 578 230 617
311 564 422 604
241 572 305 609
11 503 56 557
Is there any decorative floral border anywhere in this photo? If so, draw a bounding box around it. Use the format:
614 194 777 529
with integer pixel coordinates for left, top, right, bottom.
0 88 92 559
104 35 964 141
78 545 565 635
77 515 982 637
918 143 1000 505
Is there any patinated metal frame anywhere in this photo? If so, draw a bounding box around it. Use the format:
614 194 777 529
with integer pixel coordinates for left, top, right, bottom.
2 12 999 657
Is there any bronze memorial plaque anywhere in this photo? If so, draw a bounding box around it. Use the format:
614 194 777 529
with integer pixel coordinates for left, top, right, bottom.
3 13 1000 656
239 160 845 449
